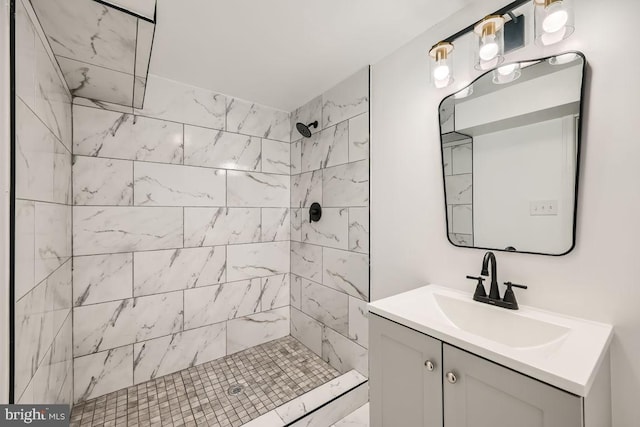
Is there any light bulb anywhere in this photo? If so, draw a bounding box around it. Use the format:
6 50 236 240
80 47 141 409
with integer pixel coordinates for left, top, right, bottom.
454 85 473 99
433 64 450 81
543 2 568 33
479 35 499 61
549 53 578 65
497 63 517 76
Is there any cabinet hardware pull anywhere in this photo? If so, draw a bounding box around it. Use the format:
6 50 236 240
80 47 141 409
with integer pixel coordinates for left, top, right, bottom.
446 371 457 384
424 360 435 371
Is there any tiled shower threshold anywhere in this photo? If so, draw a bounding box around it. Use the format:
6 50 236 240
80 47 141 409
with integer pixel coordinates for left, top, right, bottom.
70 336 367 427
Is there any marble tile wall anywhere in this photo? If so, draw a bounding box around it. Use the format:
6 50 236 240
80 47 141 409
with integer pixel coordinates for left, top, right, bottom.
289 67 370 377
443 140 474 246
14 0 73 405
71 73 292 403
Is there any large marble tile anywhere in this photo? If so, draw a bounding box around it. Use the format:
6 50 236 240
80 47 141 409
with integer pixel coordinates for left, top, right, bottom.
73 96 133 114
290 307 322 357
348 297 369 349
15 99 56 202
262 139 291 174
323 248 369 301
301 280 348 335
15 0 37 109
73 345 133 403
333 403 370 427
348 207 369 254
301 122 348 173
184 207 261 247
289 381 369 427
302 208 349 250
322 68 368 129
227 242 290 281
17 311 72 405
35 32 72 149
290 274 302 310
134 19 154 75
243 411 285 427
226 98 290 142
261 274 290 311
323 161 369 208
73 156 133 206
133 162 226 206
290 95 322 142
133 323 226 384
15 200 35 301
452 204 473 235
226 307 290 354
276 370 367 424
103 0 156 20
449 233 473 247
262 208 290 242
52 136 72 205
14 261 72 400
445 174 472 204
60 57 134 107
291 209 302 242
73 105 183 164
290 242 322 283
227 171 290 208
73 253 133 306
443 146 452 176
135 74 226 129
290 140 302 175
322 328 368 376
452 142 473 174
35 202 71 285
30 0 136 74
184 279 262 329
291 170 322 208
73 292 183 356
73 206 183 256
134 246 226 296
348 113 369 163
184 126 261 171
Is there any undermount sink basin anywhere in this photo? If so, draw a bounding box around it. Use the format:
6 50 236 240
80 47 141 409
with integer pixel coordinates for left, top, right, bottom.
368 284 613 396
434 293 570 348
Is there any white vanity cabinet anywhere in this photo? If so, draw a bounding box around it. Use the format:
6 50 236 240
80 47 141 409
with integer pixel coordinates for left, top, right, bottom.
370 312 611 427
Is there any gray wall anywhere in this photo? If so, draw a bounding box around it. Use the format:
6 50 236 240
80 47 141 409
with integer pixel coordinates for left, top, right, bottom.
13 0 73 405
71 74 293 402
290 67 370 376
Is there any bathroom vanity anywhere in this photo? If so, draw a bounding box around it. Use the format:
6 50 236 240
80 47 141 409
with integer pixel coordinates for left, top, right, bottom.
368 285 612 427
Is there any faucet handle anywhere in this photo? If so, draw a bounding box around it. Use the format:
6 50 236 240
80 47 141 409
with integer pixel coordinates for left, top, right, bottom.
502 282 527 309
466 275 487 299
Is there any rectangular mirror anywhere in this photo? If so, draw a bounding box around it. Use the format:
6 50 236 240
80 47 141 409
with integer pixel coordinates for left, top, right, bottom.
439 52 585 256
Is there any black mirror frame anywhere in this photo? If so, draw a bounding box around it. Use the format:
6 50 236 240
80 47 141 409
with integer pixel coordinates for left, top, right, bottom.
438 51 587 257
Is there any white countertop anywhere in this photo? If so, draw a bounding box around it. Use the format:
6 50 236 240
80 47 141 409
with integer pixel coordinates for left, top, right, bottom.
368 284 613 396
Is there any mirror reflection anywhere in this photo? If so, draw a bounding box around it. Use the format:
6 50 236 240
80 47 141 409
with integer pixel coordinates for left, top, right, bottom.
440 52 585 255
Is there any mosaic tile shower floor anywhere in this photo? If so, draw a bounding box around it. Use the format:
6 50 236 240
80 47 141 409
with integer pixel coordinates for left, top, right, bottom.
70 336 340 427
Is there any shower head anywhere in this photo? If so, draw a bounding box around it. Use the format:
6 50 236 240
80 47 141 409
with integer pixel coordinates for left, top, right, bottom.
296 121 318 138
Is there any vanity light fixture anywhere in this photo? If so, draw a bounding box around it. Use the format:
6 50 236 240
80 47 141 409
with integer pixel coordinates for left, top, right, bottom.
548 52 579 65
534 0 575 46
492 62 522 84
429 41 455 89
474 15 505 70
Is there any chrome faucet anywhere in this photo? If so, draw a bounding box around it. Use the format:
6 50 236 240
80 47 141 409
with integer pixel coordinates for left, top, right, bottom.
481 251 500 300
466 251 528 310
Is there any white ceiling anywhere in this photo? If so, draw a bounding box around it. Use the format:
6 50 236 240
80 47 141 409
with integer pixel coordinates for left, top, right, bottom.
150 0 470 111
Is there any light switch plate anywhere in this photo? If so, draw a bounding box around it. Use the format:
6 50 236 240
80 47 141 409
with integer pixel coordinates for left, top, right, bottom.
530 200 558 216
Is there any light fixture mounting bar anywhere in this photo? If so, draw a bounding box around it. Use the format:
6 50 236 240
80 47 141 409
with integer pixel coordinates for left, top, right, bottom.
441 0 529 44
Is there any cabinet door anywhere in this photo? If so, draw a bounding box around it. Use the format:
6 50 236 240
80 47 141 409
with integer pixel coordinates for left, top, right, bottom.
370 314 443 427
443 344 582 427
